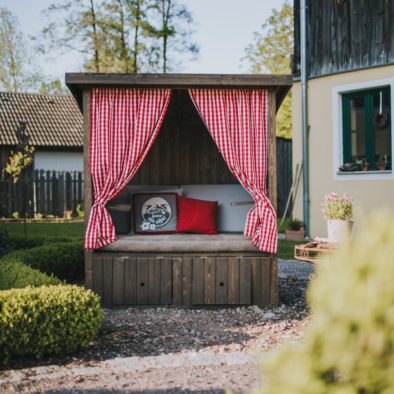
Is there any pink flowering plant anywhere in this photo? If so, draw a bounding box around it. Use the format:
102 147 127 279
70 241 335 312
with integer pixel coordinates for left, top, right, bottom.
321 192 353 221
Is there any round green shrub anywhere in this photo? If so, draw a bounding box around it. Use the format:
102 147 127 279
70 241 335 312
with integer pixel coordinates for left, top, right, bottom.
261 212 394 393
2 241 84 282
0 285 103 362
0 260 61 290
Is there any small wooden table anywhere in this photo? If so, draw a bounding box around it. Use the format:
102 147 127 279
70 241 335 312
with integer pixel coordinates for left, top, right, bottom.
294 242 337 264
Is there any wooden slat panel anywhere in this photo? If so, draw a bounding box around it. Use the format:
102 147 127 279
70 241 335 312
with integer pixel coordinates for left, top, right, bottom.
92 256 103 298
160 258 173 304
172 258 183 306
148 258 161 304
112 258 125 305
261 257 271 306
228 257 240 304
102 257 113 307
125 258 137 304
216 257 228 304
137 258 149 305
251 257 261 305
204 257 216 305
270 255 278 305
192 257 204 305
240 257 252 304
182 257 192 306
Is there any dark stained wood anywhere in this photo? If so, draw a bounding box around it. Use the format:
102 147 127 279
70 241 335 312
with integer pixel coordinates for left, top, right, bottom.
260 257 271 306
92 256 103 298
125 258 137 304
228 257 240 304
192 257 204 305
131 90 237 185
102 257 113 307
160 258 173 304
293 0 394 78
251 257 261 305
83 89 93 290
137 258 149 304
112 257 125 305
182 257 193 305
204 257 216 305
268 90 277 212
216 258 228 304
270 255 278 305
148 258 161 304
239 258 252 304
92 252 276 307
173 258 183 305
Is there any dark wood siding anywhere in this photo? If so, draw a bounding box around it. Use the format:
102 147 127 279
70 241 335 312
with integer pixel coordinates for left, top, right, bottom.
131 90 237 185
293 0 394 78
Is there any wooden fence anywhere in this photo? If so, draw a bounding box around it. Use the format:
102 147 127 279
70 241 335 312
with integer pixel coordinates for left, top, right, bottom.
1 139 292 219
0 170 84 218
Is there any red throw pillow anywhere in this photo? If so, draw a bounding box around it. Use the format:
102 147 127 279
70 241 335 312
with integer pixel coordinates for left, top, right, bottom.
176 195 218 235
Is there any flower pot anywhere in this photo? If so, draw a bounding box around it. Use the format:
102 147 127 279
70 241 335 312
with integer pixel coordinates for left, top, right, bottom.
327 220 353 242
285 229 305 241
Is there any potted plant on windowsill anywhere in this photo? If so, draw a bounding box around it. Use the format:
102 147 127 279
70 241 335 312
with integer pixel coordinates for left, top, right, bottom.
321 192 353 243
377 155 387 171
285 219 305 241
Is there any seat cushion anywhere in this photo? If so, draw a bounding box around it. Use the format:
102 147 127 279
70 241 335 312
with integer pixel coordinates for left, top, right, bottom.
98 233 260 253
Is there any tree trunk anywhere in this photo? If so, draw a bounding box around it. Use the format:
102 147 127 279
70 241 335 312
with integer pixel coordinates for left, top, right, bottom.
117 0 130 72
89 0 100 72
133 0 141 73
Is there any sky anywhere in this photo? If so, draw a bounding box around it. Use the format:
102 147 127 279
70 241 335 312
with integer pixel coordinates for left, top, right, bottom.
1 0 286 82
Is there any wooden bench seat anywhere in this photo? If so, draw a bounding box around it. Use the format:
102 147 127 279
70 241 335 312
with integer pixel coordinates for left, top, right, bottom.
98 233 260 253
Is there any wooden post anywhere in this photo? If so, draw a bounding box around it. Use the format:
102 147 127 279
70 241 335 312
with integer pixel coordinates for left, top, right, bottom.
267 88 278 306
83 89 93 290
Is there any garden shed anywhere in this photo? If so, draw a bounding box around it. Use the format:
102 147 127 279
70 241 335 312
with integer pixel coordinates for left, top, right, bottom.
66 73 292 307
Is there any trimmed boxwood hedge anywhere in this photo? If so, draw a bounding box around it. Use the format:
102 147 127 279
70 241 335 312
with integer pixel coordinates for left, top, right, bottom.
0 285 103 362
1 241 84 282
0 260 61 290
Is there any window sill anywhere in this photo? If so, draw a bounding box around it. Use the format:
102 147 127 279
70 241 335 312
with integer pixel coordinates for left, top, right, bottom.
337 170 392 175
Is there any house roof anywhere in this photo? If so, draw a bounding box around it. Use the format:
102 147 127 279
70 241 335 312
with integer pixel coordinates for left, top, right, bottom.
65 73 292 112
0 91 83 148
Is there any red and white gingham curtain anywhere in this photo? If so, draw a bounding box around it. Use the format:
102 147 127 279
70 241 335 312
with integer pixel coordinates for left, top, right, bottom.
189 89 277 253
85 88 172 250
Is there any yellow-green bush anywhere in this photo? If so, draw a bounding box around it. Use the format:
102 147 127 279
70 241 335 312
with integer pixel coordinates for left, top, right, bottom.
260 212 394 393
0 285 103 362
0 259 61 290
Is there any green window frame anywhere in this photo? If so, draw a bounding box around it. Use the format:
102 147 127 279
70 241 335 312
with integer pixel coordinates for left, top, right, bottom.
342 87 392 171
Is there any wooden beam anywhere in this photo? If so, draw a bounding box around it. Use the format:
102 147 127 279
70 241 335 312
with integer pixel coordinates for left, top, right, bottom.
83 88 93 290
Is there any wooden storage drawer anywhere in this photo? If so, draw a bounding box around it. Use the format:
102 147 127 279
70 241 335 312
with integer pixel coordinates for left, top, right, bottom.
91 253 276 307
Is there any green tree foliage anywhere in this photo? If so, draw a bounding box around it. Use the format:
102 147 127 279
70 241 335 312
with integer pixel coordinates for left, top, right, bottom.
243 1 293 139
3 146 35 183
0 7 43 92
40 0 197 73
260 212 394 393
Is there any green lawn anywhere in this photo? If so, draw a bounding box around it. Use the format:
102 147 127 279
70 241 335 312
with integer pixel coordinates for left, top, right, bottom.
2 221 302 259
3 221 84 240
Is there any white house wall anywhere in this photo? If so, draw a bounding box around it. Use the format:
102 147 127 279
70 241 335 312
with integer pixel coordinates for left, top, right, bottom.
292 64 394 237
34 151 83 172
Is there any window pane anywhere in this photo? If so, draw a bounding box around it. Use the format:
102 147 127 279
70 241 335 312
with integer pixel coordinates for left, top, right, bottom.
349 97 366 162
373 91 391 169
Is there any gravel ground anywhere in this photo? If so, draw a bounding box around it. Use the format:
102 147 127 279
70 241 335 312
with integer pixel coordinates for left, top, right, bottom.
0 259 313 394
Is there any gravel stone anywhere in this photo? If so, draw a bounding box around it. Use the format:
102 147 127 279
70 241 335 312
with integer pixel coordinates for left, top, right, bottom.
0 260 312 393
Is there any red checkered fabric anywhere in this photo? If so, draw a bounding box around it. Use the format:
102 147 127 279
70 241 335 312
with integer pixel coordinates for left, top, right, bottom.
85 88 172 250
189 89 277 253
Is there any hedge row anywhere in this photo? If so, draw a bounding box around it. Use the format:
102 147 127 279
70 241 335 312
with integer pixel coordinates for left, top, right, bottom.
1 241 84 282
0 285 103 362
0 260 61 290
